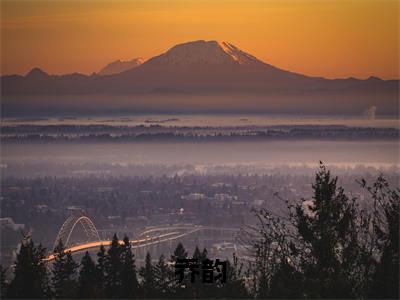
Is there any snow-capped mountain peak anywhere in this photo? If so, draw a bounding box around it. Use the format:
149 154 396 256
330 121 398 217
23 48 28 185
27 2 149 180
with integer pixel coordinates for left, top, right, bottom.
217 41 260 65
146 40 263 66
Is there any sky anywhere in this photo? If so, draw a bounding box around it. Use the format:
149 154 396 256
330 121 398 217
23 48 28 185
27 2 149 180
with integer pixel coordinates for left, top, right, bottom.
1 0 399 79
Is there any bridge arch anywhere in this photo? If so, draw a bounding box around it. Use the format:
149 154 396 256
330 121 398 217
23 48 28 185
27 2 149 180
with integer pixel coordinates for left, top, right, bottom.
53 215 100 252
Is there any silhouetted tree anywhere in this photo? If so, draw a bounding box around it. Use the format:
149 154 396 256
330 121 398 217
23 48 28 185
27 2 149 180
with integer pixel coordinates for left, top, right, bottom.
104 234 123 298
171 242 188 261
191 246 203 298
120 235 139 298
246 208 288 298
170 243 190 298
364 176 400 298
52 240 79 298
78 251 99 298
154 254 171 297
193 246 201 259
96 244 107 297
3 166 398 299
7 237 50 298
200 248 208 261
249 163 364 298
295 163 358 297
140 252 156 297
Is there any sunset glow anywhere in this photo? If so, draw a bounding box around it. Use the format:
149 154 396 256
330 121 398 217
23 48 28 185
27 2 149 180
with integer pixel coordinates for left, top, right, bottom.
1 0 398 79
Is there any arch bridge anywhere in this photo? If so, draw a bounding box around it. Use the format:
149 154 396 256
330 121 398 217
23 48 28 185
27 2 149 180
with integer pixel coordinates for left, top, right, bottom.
53 215 100 251
46 214 240 261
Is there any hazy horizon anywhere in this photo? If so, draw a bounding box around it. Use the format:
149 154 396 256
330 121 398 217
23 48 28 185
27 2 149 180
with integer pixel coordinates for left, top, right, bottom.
2 38 399 81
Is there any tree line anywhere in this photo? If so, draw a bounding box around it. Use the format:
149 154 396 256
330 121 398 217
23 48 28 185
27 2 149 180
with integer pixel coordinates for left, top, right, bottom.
0 164 398 298
0 235 248 299
244 164 399 298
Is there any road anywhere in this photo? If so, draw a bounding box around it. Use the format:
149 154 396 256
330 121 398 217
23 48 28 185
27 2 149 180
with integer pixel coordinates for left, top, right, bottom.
45 229 199 261
45 225 240 262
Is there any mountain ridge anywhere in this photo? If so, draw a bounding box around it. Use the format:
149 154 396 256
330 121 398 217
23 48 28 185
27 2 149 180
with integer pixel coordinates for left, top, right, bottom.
2 40 391 81
98 58 145 76
1 40 398 116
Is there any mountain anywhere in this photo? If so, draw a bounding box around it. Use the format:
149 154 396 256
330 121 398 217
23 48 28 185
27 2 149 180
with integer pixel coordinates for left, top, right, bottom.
98 58 145 75
143 40 262 66
1 40 398 116
25 67 50 79
112 40 313 91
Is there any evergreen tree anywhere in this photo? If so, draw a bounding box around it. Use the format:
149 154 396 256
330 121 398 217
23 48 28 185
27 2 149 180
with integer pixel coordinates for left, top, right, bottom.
52 240 79 298
104 234 123 298
192 246 201 260
120 235 139 298
170 243 190 298
154 254 171 297
294 163 358 298
4 167 397 299
140 252 156 297
191 246 203 298
7 238 50 298
171 242 187 261
78 251 99 298
190 246 211 298
200 248 208 261
96 244 107 297
249 163 366 298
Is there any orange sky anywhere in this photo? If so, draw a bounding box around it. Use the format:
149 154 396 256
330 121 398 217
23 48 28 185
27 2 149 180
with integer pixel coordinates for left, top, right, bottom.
1 0 399 79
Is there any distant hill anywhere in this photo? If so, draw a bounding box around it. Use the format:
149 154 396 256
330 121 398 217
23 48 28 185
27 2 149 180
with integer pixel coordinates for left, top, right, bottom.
98 58 145 75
